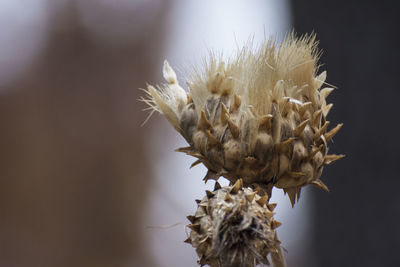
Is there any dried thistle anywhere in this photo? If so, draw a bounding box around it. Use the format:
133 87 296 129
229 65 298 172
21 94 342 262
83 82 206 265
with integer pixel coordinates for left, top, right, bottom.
142 33 343 206
141 33 343 266
186 180 284 267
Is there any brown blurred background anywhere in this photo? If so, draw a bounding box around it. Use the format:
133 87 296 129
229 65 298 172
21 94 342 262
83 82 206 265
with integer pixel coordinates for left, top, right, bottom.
0 0 398 267
0 1 168 266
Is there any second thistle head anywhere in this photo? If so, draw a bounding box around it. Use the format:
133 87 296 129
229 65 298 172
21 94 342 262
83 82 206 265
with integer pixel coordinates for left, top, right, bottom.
186 180 282 267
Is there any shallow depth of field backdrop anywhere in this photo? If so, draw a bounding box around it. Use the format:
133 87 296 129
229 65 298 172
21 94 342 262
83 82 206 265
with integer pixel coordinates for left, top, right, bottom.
0 1 398 267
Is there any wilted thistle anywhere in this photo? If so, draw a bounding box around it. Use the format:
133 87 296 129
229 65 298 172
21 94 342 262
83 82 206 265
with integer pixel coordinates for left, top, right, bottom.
186 179 284 267
142 33 343 266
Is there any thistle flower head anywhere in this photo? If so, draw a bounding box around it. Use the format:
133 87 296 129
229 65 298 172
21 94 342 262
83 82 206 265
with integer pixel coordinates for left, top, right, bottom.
142 33 343 205
186 180 282 267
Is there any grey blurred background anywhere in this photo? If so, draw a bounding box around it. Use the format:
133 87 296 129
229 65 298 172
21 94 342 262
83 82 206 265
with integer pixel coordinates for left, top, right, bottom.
0 0 398 267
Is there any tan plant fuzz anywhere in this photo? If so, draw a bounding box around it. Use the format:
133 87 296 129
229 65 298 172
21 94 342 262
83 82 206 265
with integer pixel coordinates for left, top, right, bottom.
186 180 283 267
142 34 343 206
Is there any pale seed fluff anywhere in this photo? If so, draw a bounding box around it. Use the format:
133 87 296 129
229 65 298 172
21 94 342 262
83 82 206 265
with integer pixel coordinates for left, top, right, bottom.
141 33 343 206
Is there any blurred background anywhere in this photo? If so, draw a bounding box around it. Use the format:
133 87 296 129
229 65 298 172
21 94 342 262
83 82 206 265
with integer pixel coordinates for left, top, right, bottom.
0 0 398 267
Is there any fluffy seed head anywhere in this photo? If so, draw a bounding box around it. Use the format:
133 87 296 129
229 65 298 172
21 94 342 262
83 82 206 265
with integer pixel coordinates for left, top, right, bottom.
142 33 343 205
186 181 282 267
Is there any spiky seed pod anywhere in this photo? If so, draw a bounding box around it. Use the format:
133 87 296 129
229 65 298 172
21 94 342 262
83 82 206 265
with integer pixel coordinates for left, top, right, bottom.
186 180 284 267
142 34 344 205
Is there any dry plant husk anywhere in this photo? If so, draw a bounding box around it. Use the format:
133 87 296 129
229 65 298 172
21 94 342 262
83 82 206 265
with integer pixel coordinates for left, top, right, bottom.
142 33 343 206
186 180 283 267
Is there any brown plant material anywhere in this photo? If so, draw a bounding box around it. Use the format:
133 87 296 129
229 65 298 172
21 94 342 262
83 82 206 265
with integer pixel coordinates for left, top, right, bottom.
142 33 343 206
186 180 283 267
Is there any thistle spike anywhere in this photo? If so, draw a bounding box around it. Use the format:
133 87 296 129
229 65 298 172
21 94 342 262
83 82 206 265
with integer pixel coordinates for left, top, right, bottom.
267 203 277 211
198 110 212 130
274 137 295 153
163 60 178 84
203 170 218 182
259 114 273 131
186 151 206 160
230 94 241 112
315 70 327 89
214 181 221 190
299 102 312 117
175 146 192 153
320 87 335 100
187 215 195 223
188 223 201 232
184 237 192 244
284 187 298 207
324 154 345 165
324 123 343 142
230 178 243 194
227 118 240 139
279 97 291 117
205 130 221 148
311 179 330 192
247 192 256 202
220 103 229 124
312 109 323 127
296 187 302 201
323 103 333 116
256 195 269 207
206 190 215 199
308 145 323 160
314 121 330 139
224 192 232 202
293 119 310 136
271 220 282 229
190 159 202 169
265 210 275 220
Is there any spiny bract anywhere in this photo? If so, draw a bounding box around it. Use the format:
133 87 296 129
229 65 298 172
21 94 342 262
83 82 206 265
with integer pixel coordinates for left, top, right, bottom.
186 180 283 267
142 34 343 205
